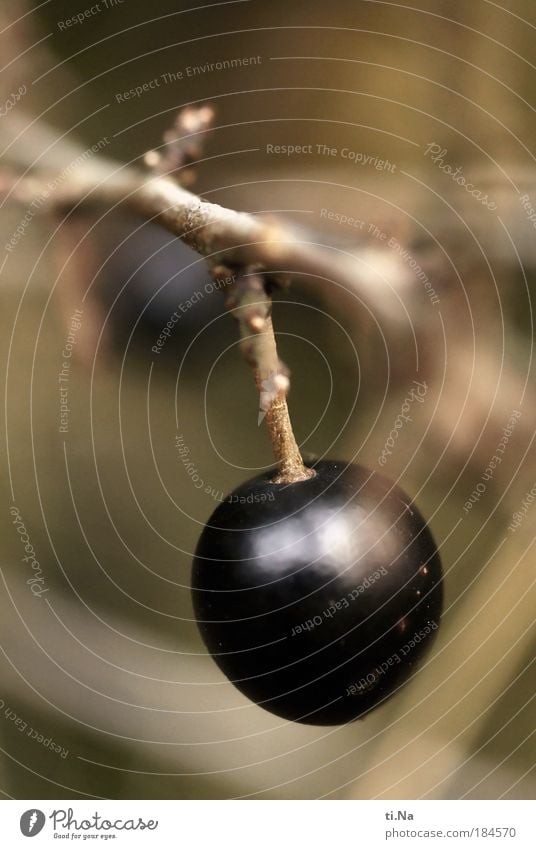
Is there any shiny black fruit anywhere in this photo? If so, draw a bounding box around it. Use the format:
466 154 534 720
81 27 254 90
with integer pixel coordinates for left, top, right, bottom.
192 460 443 725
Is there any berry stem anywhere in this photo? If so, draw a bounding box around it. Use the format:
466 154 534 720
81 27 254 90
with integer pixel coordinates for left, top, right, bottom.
253 315 313 484
222 269 314 485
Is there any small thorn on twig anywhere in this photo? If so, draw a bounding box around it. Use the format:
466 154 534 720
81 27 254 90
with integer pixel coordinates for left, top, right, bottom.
249 315 266 332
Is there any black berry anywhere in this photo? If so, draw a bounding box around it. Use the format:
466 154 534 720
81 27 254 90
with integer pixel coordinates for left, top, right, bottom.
192 460 443 725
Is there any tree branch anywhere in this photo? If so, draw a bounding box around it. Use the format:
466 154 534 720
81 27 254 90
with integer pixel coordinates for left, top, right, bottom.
1 111 412 323
0 105 410 479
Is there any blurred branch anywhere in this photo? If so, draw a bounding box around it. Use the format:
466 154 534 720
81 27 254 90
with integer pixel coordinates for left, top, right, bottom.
0 107 412 322
144 104 216 185
347 520 536 799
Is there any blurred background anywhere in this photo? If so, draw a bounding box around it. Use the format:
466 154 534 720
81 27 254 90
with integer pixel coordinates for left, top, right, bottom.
0 0 534 799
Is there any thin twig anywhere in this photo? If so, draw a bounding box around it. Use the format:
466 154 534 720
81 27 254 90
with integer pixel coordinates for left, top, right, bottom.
223 269 313 484
0 105 410 478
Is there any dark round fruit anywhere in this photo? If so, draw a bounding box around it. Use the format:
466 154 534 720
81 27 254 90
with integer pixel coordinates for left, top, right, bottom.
192 460 443 725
